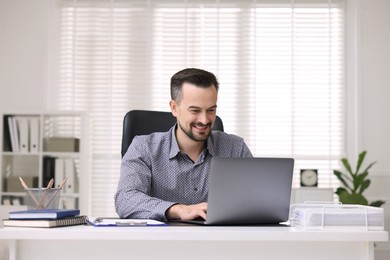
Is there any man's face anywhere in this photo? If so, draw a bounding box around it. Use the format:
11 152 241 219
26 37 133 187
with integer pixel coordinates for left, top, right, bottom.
170 82 218 143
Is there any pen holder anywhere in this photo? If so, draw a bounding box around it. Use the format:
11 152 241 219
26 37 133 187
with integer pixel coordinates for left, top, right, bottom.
25 188 61 210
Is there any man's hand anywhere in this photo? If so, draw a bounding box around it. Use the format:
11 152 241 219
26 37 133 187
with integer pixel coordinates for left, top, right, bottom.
166 202 207 220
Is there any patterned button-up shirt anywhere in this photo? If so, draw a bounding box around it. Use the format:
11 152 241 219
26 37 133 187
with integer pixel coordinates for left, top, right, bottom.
115 125 252 221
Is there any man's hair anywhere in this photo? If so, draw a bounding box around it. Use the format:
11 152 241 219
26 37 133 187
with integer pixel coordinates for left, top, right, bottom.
170 68 219 102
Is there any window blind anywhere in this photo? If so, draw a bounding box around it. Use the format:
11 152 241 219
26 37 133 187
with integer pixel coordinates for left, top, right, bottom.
57 0 345 216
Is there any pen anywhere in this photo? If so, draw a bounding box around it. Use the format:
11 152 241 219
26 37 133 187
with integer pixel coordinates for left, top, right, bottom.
115 221 148 226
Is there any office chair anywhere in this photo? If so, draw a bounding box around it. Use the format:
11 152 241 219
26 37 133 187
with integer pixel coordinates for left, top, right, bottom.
121 110 224 157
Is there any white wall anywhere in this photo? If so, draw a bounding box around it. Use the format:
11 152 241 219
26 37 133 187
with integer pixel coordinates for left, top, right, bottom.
360 0 390 258
0 0 49 112
0 0 389 258
361 0 390 175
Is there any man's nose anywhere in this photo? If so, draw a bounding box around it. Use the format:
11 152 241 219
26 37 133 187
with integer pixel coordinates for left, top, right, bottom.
198 112 210 125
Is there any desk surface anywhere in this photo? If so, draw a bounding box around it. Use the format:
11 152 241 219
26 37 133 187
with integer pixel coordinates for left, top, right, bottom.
0 225 388 260
0 225 388 242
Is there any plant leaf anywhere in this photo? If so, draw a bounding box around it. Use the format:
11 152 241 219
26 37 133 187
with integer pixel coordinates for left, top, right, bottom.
352 172 369 193
334 170 352 191
361 161 377 176
358 179 371 194
355 150 367 174
341 158 354 176
369 200 386 207
339 192 368 205
335 187 348 196
357 172 369 181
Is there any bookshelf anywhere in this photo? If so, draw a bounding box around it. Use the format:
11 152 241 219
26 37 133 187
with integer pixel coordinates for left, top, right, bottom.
0 112 89 214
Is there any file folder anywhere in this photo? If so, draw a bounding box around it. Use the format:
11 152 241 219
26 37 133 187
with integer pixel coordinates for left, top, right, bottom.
29 117 40 153
8 116 19 152
15 117 29 153
64 158 75 193
54 158 65 191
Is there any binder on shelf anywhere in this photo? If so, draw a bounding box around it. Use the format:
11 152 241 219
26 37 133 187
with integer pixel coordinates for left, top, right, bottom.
29 117 40 153
54 158 65 191
64 158 76 193
7 116 18 152
43 156 56 187
3 116 12 151
12 117 20 152
15 117 29 153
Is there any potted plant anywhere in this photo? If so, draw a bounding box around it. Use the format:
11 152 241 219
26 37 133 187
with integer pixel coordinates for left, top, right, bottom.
334 150 385 207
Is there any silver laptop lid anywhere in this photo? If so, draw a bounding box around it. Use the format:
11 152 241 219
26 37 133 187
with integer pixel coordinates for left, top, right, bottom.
206 157 294 225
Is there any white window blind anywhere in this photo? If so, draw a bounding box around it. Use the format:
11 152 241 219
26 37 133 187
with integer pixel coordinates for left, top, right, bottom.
57 0 345 216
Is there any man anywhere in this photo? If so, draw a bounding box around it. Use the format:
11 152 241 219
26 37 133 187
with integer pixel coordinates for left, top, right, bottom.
115 68 252 222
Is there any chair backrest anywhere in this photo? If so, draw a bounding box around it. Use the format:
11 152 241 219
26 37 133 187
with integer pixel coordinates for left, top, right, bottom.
121 110 224 157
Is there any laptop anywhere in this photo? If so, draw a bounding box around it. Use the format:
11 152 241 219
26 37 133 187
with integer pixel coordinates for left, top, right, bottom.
178 157 294 225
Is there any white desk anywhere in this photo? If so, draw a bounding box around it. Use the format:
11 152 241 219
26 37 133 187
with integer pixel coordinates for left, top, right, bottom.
0 225 388 260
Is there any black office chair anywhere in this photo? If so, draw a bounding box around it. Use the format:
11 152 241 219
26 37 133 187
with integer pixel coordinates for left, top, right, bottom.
121 110 224 157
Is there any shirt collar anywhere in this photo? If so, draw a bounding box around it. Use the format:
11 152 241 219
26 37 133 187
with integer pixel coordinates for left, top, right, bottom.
169 125 181 159
168 124 216 159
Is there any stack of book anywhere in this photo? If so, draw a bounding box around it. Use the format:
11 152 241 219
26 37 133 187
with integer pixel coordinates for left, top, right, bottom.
3 209 87 228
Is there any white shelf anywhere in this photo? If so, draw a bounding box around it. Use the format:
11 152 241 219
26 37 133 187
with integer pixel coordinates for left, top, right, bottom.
0 112 89 214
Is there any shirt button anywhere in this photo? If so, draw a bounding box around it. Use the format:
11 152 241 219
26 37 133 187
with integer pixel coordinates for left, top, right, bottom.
193 187 198 191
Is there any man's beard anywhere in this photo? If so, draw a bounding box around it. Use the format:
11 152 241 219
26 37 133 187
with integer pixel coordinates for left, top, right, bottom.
178 121 212 142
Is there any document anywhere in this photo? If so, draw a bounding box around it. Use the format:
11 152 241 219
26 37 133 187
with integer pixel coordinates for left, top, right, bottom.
87 217 167 227
289 203 384 231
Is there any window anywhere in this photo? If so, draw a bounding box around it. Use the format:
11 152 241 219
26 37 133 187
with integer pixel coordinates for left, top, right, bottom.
57 0 345 216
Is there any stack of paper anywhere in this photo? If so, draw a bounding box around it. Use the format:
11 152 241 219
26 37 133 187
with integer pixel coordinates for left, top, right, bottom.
289 203 384 231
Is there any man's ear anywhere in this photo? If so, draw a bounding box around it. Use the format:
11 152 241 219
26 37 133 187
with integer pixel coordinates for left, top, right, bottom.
169 100 178 117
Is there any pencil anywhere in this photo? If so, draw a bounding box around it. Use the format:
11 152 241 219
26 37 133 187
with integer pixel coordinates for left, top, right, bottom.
37 178 54 209
18 177 40 207
44 177 68 209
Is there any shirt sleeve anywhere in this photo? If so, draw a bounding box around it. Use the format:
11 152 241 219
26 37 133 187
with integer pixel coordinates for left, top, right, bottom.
240 141 253 158
114 136 175 222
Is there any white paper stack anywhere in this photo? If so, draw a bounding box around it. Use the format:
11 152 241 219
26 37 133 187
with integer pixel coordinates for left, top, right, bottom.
289 203 384 231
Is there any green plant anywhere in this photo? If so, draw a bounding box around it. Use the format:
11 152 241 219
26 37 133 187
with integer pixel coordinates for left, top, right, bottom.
334 150 385 207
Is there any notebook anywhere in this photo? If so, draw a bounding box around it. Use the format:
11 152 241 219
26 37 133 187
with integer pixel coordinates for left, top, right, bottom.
3 215 87 228
178 157 294 225
9 209 80 220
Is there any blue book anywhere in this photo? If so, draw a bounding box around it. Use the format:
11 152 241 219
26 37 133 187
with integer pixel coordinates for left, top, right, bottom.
9 209 80 220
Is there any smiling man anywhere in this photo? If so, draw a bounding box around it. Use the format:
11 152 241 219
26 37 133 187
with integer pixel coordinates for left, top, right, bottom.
115 68 253 222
